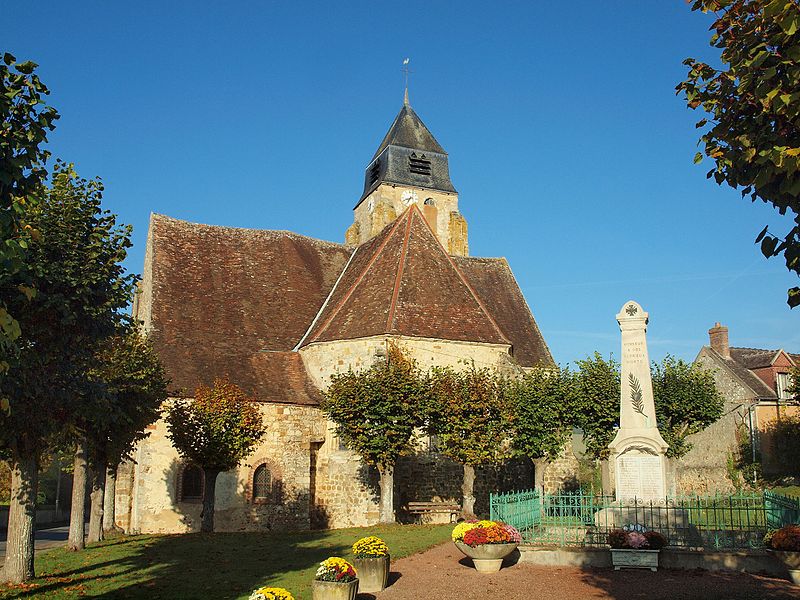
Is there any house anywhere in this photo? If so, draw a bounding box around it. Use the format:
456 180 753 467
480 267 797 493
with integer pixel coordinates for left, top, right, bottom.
687 323 799 489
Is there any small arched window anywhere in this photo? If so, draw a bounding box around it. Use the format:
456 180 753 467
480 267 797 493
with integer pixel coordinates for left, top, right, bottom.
253 464 272 500
424 198 435 206
180 465 203 502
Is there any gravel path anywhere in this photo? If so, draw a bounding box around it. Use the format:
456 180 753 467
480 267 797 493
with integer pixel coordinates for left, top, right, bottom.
368 543 798 600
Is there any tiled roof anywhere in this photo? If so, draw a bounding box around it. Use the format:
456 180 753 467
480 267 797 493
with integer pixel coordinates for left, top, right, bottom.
710 348 776 398
729 347 780 370
300 206 510 348
453 256 554 367
146 214 351 402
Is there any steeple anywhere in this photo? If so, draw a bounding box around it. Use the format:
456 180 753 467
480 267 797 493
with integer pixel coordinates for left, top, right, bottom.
346 99 468 256
359 102 456 204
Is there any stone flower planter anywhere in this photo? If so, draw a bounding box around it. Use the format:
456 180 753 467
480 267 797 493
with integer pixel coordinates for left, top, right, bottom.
610 548 659 572
454 541 517 573
311 579 359 600
771 550 800 585
351 555 390 592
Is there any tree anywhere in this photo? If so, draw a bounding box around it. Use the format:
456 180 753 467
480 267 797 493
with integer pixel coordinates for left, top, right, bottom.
505 365 575 490
82 328 169 543
165 378 265 533
0 162 134 582
321 344 428 523
651 356 725 458
0 52 59 404
678 1 800 307
571 353 620 461
427 365 510 516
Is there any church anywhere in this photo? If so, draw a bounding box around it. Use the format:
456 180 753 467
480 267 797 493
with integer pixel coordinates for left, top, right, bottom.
116 95 555 533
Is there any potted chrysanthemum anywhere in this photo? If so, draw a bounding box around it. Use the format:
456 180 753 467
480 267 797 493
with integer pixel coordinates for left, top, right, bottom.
312 557 359 600
608 527 666 571
765 525 800 584
351 536 390 592
248 587 295 600
452 520 520 573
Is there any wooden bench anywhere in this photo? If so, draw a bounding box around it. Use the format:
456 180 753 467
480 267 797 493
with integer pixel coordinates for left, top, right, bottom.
405 501 461 523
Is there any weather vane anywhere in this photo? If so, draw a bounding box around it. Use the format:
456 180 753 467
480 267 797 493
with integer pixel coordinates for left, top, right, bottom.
402 57 412 104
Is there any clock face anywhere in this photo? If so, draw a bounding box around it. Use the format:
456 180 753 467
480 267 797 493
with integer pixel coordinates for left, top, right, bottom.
401 190 418 206
367 198 375 213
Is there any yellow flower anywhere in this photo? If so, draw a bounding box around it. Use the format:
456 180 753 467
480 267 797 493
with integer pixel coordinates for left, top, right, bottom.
352 536 389 557
249 587 295 600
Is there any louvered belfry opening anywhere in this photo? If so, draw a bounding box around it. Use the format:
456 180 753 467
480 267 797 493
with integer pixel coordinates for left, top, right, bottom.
368 160 381 186
408 152 432 175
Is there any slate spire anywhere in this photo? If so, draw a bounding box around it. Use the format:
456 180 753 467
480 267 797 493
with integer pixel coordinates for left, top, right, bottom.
359 101 457 204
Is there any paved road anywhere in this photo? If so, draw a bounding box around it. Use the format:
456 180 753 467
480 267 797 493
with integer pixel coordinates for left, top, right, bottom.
0 526 70 567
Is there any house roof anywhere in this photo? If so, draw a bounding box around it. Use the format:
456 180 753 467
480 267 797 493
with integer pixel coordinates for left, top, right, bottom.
299 205 511 349
145 214 351 402
706 348 776 398
729 347 784 370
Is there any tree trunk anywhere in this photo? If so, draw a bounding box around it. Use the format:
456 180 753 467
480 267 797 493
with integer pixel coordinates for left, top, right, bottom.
377 466 395 524
0 453 39 583
533 458 548 493
200 469 220 533
87 458 107 543
103 466 118 534
67 442 88 551
462 464 476 517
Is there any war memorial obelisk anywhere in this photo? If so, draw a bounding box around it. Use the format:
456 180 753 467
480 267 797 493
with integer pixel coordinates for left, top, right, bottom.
608 300 669 501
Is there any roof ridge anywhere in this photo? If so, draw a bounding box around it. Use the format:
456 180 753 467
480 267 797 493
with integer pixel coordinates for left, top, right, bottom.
151 213 349 248
386 209 415 331
409 205 511 346
302 211 411 344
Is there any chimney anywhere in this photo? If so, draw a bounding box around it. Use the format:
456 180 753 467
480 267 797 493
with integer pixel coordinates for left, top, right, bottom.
709 322 730 358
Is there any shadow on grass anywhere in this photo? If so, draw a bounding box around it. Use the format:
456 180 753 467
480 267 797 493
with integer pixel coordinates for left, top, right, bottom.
577 566 799 600
0 523 451 600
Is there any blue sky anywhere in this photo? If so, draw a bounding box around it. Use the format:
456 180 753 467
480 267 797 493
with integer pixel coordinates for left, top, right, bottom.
5 1 798 367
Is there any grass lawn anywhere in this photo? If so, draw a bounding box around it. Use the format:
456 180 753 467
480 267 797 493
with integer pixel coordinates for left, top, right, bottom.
0 523 452 599
769 485 800 497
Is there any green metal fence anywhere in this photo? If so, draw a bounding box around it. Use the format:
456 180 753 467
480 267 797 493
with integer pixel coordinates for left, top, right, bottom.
490 489 800 549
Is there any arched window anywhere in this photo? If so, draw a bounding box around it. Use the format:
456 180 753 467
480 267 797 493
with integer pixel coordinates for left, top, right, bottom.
253 464 272 500
424 198 435 206
179 464 203 502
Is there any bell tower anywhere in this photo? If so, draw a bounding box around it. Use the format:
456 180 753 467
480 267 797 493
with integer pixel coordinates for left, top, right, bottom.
345 95 469 256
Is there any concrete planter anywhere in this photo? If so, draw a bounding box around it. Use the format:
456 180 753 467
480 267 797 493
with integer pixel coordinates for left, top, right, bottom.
311 579 359 600
351 555 390 592
610 548 659 572
454 541 517 573
771 550 800 584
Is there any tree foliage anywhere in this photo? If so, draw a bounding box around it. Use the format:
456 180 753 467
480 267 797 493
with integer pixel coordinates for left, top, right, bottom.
321 344 428 470
652 356 725 458
678 0 800 307
0 161 135 582
165 378 265 472
505 365 574 463
426 364 510 467
0 160 136 457
571 353 620 460
0 52 59 396
85 327 170 469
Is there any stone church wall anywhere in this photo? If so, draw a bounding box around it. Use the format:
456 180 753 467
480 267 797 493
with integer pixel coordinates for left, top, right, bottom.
117 402 325 534
351 185 465 254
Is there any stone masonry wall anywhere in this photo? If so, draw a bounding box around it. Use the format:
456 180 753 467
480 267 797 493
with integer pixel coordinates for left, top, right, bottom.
351 185 465 254
119 402 325 534
677 349 755 494
300 335 518 527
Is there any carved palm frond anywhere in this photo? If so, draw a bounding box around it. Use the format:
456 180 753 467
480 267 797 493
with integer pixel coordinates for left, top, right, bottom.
629 373 646 417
